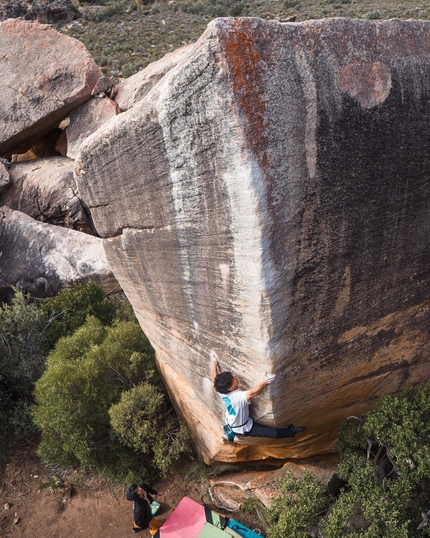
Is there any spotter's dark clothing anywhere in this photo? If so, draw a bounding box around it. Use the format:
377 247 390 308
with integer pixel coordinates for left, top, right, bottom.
126 483 158 530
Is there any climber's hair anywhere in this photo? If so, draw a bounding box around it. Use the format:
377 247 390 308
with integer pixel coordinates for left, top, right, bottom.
214 371 234 393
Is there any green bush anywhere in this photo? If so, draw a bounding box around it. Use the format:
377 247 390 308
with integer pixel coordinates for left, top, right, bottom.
33 314 189 479
33 317 152 468
40 282 117 351
0 291 50 463
267 381 430 537
267 470 328 538
109 384 191 476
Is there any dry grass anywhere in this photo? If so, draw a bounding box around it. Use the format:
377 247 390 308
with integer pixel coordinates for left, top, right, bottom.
58 0 430 81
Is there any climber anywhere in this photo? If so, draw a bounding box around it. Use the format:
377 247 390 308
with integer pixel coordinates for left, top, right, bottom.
211 353 306 441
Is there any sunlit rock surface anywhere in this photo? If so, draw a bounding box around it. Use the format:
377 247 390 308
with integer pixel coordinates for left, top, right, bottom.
1 157 91 232
0 206 119 296
0 19 102 157
75 18 430 462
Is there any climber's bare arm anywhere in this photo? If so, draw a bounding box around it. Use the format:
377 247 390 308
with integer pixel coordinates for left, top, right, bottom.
245 373 276 401
211 352 220 382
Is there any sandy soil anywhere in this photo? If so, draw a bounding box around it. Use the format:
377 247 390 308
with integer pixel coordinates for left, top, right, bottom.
0 442 235 538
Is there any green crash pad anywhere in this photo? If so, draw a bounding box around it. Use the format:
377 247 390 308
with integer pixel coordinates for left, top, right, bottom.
198 522 231 537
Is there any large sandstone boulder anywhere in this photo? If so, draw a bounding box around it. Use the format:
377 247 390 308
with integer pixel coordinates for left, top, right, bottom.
1 157 92 232
0 19 102 157
0 206 119 297
75 18 430 463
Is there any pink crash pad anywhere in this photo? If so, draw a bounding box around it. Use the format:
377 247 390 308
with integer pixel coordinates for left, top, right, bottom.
155 497 207 538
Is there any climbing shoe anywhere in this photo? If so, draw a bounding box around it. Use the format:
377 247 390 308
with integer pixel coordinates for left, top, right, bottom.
132 528 142 533
292 426 306 434
222 437 234 444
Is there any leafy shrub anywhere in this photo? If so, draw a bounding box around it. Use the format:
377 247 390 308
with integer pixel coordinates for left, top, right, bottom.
180 0 246 17
363 9 381 18
122 62 137 78
267 381 430 537
33 314 190 479
41 282 117 351
109 384 191 476
38 474 64 493
33 317 151 467
0 291 50 463
267 470 328 538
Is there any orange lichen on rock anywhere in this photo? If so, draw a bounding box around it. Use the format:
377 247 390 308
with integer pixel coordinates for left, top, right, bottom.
217 19 270 170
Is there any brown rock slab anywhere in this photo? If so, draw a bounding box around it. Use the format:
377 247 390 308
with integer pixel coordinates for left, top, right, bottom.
1 156 92 232
0 206 119 297
0 19 102 157
65 96 120 160
76 18 430 462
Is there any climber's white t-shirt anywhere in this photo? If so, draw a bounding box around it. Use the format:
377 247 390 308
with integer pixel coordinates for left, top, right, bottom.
220 389 253 434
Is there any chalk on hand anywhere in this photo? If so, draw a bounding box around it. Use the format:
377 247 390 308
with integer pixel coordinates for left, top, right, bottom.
265 372 276 383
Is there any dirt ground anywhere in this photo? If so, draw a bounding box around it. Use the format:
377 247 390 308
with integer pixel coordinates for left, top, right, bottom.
0 442 259 538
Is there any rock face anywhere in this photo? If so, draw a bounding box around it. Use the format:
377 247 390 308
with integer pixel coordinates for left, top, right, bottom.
209 456 339 511
0 0 79 23
0 206 119 297
0 19 102 157
1 157 92 232
114 44 193 112
75 17 430 463
64 96 120 160
0 21 120 300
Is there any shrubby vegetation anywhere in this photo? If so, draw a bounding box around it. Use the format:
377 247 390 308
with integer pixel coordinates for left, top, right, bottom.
267 380 430 537
0 291 48 463
0 283 190 481
60 0 430 81
33 314 190 480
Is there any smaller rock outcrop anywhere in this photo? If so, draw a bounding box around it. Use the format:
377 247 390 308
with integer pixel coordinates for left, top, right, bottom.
0 206 119 297
209 457 339 511
1 157 92 233
62 96 120 160
0 19 102 158
0 0 79 23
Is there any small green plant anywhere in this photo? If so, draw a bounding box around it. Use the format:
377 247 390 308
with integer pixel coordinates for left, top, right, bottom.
109 383 191 476
362 9 381 18
184 461 244 487
241 497 269 528
38 474 64 493
41 282 117 351
267 470 328 538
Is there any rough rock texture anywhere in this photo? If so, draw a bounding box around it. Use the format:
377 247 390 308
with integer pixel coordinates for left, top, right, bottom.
1 157 92 232
0 207 119 296
0 0 79 23
209 456 339 511
0 19 102 157
64 96 120 160
0 162 11 195
75 18 430 462
114 44 193 111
